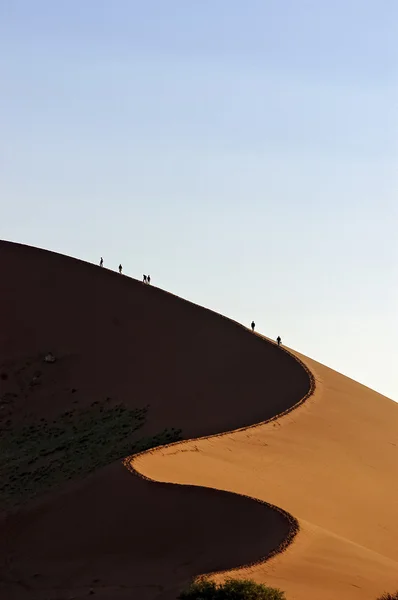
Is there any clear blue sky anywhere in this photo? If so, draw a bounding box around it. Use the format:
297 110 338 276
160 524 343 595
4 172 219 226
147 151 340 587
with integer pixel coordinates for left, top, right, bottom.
1 1 397 400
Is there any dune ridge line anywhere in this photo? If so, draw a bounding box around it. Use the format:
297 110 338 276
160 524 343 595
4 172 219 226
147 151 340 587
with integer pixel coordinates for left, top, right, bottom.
123 339 316 578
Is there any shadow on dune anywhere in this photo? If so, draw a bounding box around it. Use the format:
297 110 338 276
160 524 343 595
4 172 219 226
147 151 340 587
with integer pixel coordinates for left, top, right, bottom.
0 241 312 599
2 463 291 600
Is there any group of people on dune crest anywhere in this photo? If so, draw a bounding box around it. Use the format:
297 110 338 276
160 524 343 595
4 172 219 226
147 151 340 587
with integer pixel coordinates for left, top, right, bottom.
251 321 282 346
98 257 280 345
99 257 151 284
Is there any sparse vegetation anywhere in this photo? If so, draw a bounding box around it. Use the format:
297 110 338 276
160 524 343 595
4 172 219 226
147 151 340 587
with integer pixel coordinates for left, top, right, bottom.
377 593 398 600
0 401 182 508
179 578 286 599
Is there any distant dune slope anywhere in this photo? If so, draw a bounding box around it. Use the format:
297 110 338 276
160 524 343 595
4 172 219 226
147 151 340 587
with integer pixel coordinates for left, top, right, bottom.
0 241 310 600
135 349 398 599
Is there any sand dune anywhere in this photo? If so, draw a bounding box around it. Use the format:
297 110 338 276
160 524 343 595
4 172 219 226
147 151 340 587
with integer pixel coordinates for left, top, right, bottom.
1 240 397 599
0 241 308 599
0 241 308 436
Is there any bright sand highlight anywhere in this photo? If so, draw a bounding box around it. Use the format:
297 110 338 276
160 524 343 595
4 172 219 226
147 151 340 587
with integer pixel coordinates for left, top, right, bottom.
132 349 398 600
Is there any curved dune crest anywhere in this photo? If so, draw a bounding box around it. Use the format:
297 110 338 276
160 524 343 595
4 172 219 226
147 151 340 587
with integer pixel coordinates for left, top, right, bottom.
137 349 398 599
0 241 311 599
0 240 310 438
126 343 316 578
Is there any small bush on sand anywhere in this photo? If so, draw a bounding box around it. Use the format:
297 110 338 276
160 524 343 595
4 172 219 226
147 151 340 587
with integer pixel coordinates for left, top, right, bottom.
377 594 398 600
179 577 286 599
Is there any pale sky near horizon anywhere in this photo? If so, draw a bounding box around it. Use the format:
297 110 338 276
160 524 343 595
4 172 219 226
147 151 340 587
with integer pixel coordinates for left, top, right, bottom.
1 1 397 400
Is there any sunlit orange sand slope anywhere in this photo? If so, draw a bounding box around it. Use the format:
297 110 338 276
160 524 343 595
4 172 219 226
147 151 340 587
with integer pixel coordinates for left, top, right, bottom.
133 350 398 599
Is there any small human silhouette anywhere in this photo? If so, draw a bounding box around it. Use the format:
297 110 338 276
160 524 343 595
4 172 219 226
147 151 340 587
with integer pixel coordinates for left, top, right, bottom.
99 257 103 267
147 275 151 285
143 274 147 283
251 321 255 332
119 264 123 274
277 336 282 346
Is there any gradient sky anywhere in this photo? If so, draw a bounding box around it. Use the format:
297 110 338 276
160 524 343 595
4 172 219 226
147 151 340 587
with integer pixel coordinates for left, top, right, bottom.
1 1 397 400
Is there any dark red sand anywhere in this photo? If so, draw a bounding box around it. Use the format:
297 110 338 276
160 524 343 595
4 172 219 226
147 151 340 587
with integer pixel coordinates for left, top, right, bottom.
0 240 310 599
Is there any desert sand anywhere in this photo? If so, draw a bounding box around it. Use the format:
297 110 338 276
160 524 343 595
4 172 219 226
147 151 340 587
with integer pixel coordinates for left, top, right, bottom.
1 240 397 599
134 351 398 599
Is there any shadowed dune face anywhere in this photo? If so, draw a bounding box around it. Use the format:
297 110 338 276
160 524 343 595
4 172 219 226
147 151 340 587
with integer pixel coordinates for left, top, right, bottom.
0 241 309 437
1 463 290 600
0 241 310 599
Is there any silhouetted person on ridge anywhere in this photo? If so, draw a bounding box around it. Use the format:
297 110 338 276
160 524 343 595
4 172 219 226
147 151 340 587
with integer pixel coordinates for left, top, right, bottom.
251 321 255 332
143 274 147 283
277 336 282 346
119 264 123 274
99 257 103 267
147 275 151 285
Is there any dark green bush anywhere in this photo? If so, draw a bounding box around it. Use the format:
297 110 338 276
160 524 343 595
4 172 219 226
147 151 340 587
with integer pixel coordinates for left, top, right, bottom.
178 577 286 599
179 579 217 598
377 593 398 600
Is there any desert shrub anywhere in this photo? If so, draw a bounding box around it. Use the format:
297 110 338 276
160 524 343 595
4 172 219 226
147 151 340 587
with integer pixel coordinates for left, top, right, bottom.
377 593 398 600
179 579 217 598
179 577 286 599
